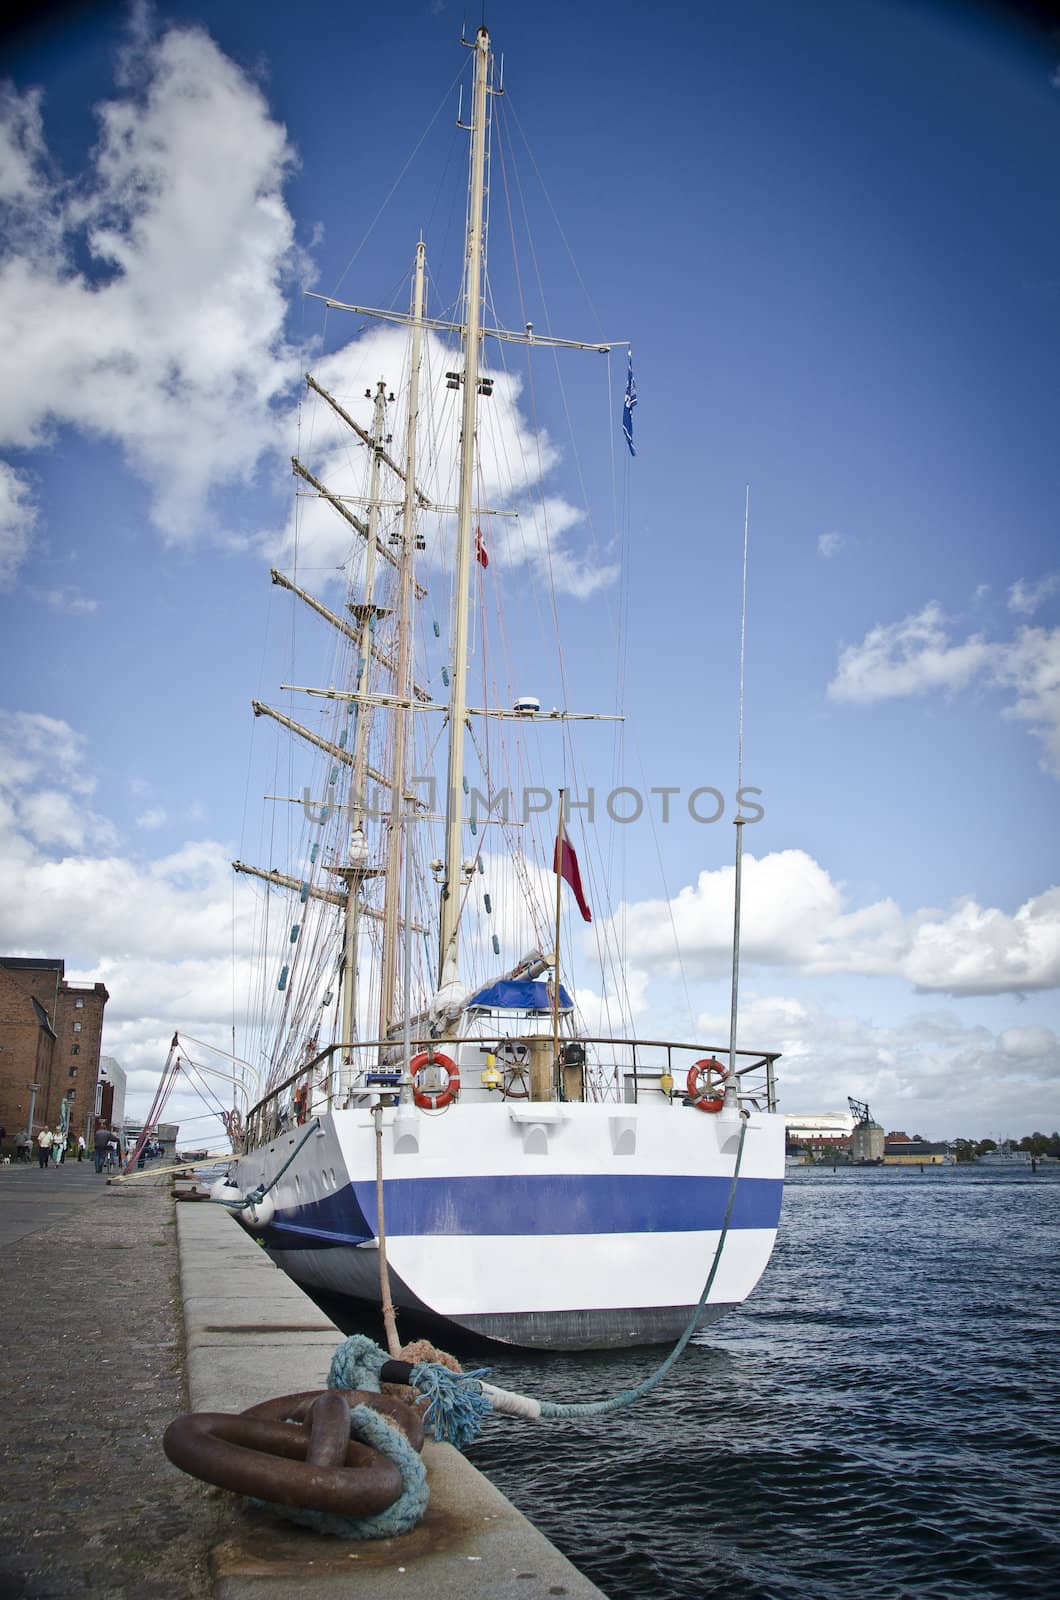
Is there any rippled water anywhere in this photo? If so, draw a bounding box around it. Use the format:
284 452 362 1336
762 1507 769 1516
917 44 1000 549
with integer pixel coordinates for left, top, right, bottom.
457 1167 1060 1600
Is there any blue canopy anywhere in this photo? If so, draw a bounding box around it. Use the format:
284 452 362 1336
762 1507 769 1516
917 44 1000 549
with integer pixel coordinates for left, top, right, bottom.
468 979 573 1013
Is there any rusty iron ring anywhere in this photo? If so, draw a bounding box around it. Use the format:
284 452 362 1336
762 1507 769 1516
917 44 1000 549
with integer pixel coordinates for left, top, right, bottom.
243 1387 425 1453
163 1390 406 1515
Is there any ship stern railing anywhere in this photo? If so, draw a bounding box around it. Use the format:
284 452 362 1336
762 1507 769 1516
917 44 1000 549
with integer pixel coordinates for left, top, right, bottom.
241 1035 779 1152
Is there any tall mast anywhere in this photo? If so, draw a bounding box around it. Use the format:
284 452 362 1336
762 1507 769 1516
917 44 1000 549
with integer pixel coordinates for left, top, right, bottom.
337 379 389 1096
379 240 427 1035
438 24 491 993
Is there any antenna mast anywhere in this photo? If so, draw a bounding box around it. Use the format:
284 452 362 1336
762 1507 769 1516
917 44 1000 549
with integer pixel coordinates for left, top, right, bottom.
725 486 751 1104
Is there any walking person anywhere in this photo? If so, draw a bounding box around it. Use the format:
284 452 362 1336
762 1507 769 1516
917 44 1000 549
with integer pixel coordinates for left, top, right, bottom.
52 1128 65 1165
105 1132 121 1173
36 1127 54 1169
76 1134 86 1162
93 1124 112 1174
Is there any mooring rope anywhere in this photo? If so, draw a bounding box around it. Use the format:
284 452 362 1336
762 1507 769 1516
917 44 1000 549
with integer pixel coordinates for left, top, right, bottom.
212 1117 322 1210
327 1117 748 1447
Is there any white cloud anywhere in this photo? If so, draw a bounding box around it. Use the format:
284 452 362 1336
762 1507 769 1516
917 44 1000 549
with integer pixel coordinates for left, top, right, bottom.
135 806 167 830
828 602 992 703
1009 573 1060 614
273 325 618 599
0 709 98 799
36 587 98 614
0 462 38 586
695 992 1060 1139
898 887 1060 995
505 497 619 599
0 24 613 598
0 708 267 1137
993 625 1060 776
2 706 1057 1143
817 531 842 558
0 24 304 546
998 1023 1056 1059
616 849 843 976
17 788 116 852
0 83 48 207
608 848 1060 998
828 602 1060 777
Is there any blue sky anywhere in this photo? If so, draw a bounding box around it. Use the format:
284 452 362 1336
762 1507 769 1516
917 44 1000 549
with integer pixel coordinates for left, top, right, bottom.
1 0 1058 1143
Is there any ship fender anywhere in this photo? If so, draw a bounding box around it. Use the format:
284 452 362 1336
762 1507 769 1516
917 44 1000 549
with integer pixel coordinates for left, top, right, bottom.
240 1189 277 1229
209 1178 244 1206
410 1050 460 1111
209 1176 274 1227
687 1057 728 1114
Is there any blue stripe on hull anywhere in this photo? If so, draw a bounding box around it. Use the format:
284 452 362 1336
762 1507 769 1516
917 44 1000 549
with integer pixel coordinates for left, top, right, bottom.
261 1172 783 1251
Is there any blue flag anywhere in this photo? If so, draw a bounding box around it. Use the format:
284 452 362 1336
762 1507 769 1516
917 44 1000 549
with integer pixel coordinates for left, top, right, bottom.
622 350 637 457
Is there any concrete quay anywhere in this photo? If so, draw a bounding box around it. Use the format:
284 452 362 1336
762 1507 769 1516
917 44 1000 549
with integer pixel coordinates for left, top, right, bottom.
179 1199 607 1600
0 1161 228 1600
0 1158 606 1599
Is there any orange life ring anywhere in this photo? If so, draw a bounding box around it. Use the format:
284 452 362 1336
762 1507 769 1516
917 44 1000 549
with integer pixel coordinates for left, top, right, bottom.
687 1057 728 1114
411 1050 460 1111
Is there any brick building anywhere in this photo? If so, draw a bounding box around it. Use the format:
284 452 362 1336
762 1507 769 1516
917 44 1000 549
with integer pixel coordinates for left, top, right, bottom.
0 957 109 1149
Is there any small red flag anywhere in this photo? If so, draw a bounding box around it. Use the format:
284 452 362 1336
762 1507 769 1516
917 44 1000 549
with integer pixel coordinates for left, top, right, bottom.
475 526 489 568
553 825 592 923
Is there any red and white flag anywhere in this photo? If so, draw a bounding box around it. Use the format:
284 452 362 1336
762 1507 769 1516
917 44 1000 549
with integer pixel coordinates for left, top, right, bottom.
475 526 489 568
553 824 592 923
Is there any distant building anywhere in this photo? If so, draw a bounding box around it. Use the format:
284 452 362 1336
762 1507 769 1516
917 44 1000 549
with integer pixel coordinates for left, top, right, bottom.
884 1137 950 1165
97 1056 127 1135
784 1112 856 1152
849 1117 885 1163
784 1113 858 1164
0 957 109 1148
124 1119 179 1162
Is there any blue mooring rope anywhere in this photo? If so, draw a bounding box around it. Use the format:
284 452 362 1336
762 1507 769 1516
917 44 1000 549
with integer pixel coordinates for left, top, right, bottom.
327 1333 388 1392
538 1117 747 1420
327 1334 495 1447
326 1117 748 1449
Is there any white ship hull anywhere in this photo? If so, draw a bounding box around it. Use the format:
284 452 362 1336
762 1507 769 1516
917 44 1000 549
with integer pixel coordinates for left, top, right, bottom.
232 1099 785 1350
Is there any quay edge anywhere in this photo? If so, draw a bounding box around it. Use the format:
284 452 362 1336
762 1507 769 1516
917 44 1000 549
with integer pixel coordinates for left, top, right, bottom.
176 1199 609 1600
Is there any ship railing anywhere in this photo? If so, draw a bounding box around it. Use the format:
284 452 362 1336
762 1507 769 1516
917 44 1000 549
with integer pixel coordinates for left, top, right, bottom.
576 1037 778 1113
242 1036 780 1151
243 1038 442 1150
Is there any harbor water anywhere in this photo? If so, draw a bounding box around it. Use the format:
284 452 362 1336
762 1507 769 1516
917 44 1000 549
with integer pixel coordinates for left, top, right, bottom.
320 1166 1059 1596
456 1165 1060 1599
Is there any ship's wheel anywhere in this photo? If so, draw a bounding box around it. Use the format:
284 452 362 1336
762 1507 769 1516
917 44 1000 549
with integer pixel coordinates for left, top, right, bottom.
497 1040 531 1099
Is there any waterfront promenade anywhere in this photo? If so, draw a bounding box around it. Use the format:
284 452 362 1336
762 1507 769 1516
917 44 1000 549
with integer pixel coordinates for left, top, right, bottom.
0 1161 229 1599
0 1160 605 1600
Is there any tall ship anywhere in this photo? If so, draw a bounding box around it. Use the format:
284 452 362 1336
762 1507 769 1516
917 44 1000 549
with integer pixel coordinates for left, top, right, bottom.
224 26 785 1350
